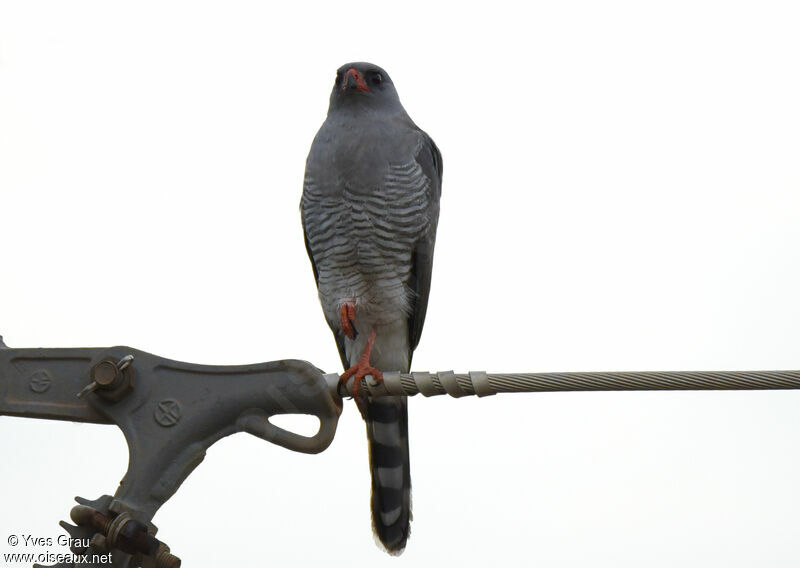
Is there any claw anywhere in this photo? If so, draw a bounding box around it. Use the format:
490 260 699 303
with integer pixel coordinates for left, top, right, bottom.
338 327 383 398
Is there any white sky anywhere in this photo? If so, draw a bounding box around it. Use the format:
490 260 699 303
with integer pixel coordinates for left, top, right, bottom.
1 1 800 566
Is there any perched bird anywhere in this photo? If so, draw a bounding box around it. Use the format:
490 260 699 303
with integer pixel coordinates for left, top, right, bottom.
300 62 442 554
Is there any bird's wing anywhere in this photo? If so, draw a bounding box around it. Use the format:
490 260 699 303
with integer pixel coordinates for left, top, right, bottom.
407 133 443 358
301 202 351 370
301 219 320 286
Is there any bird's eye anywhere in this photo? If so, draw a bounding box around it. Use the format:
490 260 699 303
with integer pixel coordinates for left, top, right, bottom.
371 73 383 85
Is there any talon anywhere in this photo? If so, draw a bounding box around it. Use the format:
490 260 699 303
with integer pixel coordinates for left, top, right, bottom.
339 327 383 398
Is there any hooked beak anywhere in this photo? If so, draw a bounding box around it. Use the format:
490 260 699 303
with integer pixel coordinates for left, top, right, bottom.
341 68 370 93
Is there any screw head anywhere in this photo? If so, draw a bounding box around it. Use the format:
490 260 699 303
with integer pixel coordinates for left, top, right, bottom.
92 361 120 387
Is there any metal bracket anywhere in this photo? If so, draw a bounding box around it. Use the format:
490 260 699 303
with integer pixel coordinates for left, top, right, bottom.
6 331 800 565
0 337 342 567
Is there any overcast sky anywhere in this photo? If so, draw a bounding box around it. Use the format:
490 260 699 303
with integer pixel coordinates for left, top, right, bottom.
2 1 800 567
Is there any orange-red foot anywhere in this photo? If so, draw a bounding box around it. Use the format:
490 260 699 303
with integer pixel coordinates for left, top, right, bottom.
339 327 383 399
339 303 357 340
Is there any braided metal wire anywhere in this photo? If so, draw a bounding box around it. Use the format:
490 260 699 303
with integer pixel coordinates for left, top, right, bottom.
355 369 800 398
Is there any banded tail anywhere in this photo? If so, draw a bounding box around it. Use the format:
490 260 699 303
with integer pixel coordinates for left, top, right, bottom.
363 395 411 554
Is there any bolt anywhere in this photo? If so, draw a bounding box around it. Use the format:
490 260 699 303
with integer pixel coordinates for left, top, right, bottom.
89 534 108 551
70 506 164 558
78 355 134 400
71 505 113 534
91 361 121 388
155 543 182 568
114 516 159 556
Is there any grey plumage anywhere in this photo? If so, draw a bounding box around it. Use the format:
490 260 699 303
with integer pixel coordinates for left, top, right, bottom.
301 62 441 554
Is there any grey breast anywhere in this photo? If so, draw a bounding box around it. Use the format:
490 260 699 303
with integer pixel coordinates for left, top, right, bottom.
302 130 433 326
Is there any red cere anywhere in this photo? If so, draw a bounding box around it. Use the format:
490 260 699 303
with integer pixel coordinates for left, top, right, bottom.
343 68 370 92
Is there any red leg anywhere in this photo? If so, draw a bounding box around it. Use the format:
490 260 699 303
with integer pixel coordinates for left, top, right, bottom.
339 303 356 340
338 327 383 398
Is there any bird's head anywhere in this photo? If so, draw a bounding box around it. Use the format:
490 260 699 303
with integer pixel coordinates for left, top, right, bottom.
328 62 402 112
